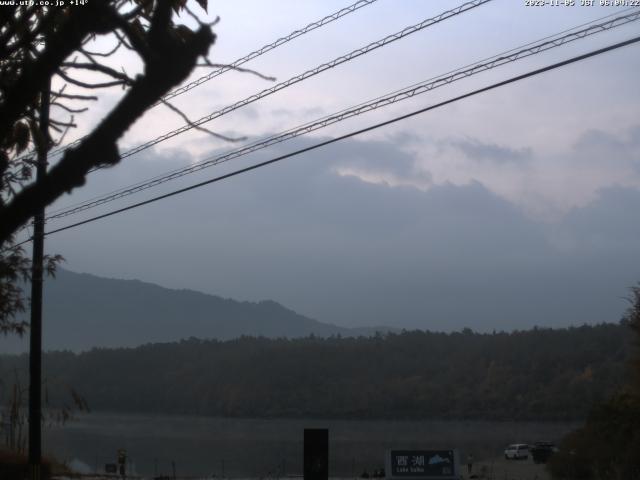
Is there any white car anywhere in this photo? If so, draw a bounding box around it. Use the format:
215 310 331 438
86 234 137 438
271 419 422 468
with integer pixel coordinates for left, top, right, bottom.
504 444 529 460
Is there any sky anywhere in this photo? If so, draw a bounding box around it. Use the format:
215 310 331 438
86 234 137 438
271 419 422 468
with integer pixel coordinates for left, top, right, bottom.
17 0 640 332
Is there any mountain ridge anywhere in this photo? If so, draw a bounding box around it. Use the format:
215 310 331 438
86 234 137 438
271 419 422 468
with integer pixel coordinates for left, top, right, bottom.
1 269 397 353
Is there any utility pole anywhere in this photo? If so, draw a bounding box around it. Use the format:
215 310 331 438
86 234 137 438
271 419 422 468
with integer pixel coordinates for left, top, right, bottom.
28 78 50 480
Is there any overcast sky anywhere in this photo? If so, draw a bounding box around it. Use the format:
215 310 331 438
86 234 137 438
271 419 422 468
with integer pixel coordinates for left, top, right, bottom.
19 0 640 331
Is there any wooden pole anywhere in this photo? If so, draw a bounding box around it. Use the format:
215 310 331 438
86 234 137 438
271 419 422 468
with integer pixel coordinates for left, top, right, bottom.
28 77 50 480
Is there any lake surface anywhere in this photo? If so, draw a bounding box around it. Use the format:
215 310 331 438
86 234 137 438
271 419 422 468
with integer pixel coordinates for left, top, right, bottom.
42 413 577 477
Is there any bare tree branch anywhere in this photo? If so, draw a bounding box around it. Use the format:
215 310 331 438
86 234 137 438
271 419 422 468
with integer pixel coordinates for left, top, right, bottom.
0 2 216 242
113 29 134 51
51 102 89 114
80 40 124 58
197 59 276 82
49 118 77 129
55 69 128 89
160 99 246 143
60 62 135 84
53 93 98 101
114 16 151 60
0 2 121 141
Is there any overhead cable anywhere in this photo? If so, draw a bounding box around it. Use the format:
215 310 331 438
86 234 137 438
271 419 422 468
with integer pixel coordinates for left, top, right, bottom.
44 9 640 222
91 0 493 164
38 0 381 160
160 0 381 103
35 35 640 240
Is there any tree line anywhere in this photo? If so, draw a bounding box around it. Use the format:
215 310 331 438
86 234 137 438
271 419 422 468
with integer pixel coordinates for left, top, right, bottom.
548 287 640 480
0 322 633 421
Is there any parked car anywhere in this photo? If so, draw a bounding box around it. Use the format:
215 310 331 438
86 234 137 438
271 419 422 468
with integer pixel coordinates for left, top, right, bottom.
504 444 529 460
530 442 557 464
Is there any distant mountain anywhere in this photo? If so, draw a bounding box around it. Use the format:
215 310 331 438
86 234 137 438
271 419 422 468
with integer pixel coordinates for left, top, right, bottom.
2 269 396 352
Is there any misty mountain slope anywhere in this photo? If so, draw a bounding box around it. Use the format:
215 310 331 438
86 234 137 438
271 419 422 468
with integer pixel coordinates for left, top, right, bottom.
7 269 390 352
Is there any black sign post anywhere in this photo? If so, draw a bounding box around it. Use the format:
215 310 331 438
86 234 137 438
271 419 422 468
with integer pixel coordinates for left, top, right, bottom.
117 449 127 477
385 450 460 480
304 428 329 480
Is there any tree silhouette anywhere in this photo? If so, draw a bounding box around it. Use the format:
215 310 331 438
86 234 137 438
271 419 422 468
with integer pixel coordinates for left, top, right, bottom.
0 0 218 334
548 285 640 480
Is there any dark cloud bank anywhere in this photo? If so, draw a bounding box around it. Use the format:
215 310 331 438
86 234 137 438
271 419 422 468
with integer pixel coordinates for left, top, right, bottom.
41 131 640 335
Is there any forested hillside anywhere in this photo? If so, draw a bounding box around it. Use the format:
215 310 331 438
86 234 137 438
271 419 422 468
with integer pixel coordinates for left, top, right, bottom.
0 323 632 420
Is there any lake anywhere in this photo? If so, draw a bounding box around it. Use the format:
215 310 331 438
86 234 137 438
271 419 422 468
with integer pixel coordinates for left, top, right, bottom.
42 413 578 477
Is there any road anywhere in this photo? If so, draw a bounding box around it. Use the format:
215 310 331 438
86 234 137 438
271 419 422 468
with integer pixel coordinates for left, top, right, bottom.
466 456 551 480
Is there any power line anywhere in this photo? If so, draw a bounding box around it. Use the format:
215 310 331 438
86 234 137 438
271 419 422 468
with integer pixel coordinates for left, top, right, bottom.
36 35 640 240
95 0 493 164
48 7 638 217
160 0 380 103
44 9 640 223
43 0 381 160
5 0 494 242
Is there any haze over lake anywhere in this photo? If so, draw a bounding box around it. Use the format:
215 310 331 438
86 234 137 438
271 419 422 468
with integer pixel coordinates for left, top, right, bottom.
43 413 578 477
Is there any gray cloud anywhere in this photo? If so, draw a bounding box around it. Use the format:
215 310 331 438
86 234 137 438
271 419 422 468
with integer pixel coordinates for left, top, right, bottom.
270 106 325 118
447 137 532 164
238 105 261 120
303 107 325 117
386 131 424 145
270 108 291 116
575 129 625 150
561 185 640 252
330 136 432 184
41 134 640 334
572 126 640 169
